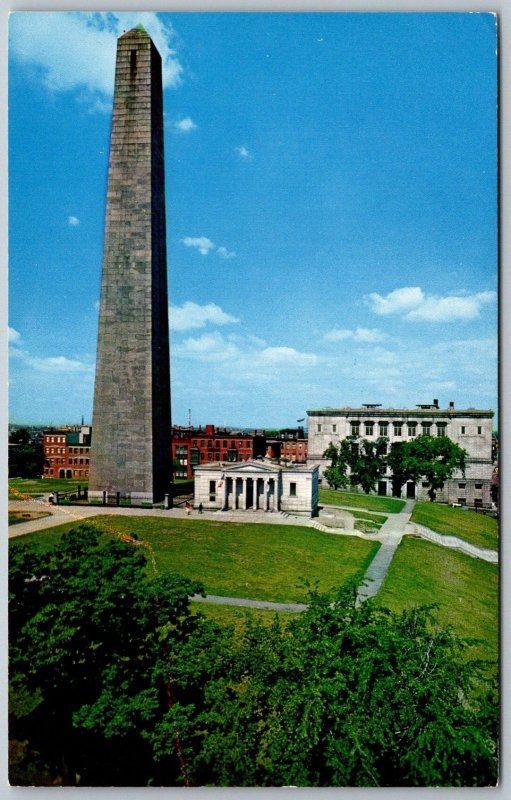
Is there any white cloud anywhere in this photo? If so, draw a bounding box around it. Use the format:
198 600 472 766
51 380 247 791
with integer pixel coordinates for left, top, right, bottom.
68 215 80 227
9 12 183 110
174 116 197 133
169 301 239 332
364 286 424 316
216 246 236 259
259 346 318 366
181 236 236 259
324 327 388 343
8 327 21 343
182 236 215 256
235 145 252 161
365 286 497 323
406 291 497 322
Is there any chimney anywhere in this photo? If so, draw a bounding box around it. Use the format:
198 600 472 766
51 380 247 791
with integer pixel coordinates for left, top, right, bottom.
433 398 439 409
449 401 454 410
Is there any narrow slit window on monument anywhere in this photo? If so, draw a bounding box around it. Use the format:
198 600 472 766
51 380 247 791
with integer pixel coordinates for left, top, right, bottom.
130 49 137 74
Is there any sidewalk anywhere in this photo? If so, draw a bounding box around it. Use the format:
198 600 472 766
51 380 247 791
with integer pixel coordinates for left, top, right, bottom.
356 500 415 604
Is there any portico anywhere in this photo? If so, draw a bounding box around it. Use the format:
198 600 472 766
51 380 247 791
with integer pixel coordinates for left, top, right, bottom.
194 460 319 517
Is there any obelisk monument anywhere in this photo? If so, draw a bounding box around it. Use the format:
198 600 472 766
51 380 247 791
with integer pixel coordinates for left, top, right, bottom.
89 27 171 503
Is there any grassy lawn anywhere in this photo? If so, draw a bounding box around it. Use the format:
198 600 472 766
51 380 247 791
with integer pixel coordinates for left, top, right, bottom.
411 501 498 551
9 478 88 499
376 537 498 668
10 516 380 605
8 510 52 526
319 488 405 514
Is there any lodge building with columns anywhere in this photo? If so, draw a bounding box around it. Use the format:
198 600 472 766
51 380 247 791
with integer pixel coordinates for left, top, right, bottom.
194 460 319 517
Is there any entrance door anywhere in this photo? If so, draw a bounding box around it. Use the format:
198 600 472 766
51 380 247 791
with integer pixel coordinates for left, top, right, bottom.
378 481 387 496
406 482 416 499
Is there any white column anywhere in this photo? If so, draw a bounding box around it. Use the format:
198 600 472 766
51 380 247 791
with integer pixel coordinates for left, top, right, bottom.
222 479 228 510
241 478 247 511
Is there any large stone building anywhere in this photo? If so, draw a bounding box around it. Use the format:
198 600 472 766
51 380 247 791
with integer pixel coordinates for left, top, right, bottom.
89 27 171 503
194 460 319 517
307 400 495 506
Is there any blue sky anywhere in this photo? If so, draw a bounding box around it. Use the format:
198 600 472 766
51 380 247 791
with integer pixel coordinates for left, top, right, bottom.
8 11 498 427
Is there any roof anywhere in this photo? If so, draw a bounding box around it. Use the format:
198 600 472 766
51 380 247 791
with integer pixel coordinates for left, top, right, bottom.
307 407 494 419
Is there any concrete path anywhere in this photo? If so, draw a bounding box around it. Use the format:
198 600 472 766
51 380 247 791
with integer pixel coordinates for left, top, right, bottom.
192 594 308 613
356 500 416 604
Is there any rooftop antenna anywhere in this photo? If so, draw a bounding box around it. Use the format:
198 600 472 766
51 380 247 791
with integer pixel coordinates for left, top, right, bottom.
188 408 192 427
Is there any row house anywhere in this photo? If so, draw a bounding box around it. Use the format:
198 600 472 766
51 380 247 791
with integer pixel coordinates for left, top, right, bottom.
265 427 308 463
43 425 92 479
172 424 266 480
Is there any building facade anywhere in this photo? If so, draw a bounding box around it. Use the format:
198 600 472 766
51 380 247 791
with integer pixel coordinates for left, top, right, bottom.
265 427 307 463
194 460 319 517
172 425 266 480
307 400 495 506
43 425 91 480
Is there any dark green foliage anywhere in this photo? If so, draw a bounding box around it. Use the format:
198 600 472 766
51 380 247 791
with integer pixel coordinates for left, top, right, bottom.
324 435 467 498
9 527 497 787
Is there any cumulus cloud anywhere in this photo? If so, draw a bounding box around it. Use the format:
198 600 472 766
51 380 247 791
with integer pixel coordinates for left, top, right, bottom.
8 330 94 374
9 12 183 110
365 286 496 323
174 116 197 132
8 327 21 343
235 145 252 161
169 301 239 332
182 236 215 256
324 327 388 343
174 331 318 373
364 286 424 316
181 236 236 259
68 215 80 226
406 291 497 322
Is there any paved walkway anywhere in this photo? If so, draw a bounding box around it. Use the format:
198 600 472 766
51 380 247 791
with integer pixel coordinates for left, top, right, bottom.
192 594 308 613
356 500 416 604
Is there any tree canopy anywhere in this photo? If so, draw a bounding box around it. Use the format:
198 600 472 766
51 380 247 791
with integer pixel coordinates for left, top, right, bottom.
9 526 497 787
323 435 467 497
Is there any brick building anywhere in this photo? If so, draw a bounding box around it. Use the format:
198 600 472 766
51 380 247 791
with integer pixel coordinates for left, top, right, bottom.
43 425 92 479
172 424 266 480
307 400 495 507
265 427 308 463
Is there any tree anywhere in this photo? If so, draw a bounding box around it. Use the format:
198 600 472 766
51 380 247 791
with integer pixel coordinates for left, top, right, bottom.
189 584 498 787
10 528 497 787
387 435 467 498
9 429 46 478
323 436 388 494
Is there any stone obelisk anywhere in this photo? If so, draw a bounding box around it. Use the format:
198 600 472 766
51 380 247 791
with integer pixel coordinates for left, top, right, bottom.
89 27 171 503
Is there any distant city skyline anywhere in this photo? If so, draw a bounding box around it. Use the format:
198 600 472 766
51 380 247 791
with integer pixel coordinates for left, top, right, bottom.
8 12 498 427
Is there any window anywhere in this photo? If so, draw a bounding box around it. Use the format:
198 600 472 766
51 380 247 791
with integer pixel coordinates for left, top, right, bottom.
209 480 216 494
475 483 483 490
458 482 466 489
201 440 205 447
478 426 483 435
393 422 402 436
317 424 322 433
379 422 388 436
223 440 228 447
200 452 205 460
365 422 374 436
436 423 447 437
332 424 337 433
422 422 431 435
407 423 416 437
475 498 483 508
351 422 360 436
290 482 297 497
458 498 466 505
422 482 430 488
460 426 466 435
